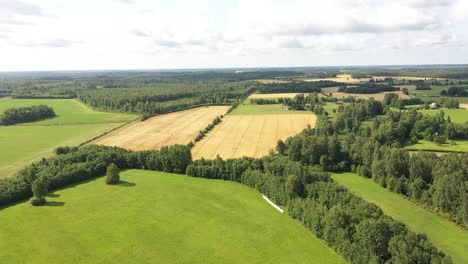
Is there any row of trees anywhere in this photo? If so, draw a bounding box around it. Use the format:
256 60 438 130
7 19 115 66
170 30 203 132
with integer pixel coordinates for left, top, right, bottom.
441 86 468 97
186 156 451 264
338 83 398 94
258 81 339 93
193 116 222 143
0 105 56 125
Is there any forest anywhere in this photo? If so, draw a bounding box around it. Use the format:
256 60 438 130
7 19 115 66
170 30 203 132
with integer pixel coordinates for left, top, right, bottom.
0 105 56 125
441 86 468 97
338 83 399 94
78 81 256 115
258 81 339 93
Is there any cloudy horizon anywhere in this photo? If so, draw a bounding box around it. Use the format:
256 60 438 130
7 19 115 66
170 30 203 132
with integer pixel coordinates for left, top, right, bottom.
1 0 467 71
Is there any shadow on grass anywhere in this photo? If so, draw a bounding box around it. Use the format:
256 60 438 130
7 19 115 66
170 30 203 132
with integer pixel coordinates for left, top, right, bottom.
46 193 60 198
45 201 65 207
118 180 136 187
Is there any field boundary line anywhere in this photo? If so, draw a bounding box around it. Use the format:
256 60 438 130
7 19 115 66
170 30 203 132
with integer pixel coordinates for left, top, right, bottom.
262 195 284 213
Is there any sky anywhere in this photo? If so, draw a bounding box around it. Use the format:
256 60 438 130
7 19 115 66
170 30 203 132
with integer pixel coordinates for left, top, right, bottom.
0 0 468 71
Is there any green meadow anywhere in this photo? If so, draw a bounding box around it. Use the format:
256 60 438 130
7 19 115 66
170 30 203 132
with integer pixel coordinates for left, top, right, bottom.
419 108 468 124
229 103 313 115
405 139 468 152
332 173 468 264
0 170 346 264
0 98 136 125
0 98 137 178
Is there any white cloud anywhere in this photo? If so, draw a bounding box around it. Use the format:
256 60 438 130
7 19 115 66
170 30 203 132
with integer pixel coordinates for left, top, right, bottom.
0 0 467 71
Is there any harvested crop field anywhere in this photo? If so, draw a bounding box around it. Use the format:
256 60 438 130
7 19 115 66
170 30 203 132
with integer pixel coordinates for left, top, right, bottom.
460 104 468 110
302 74 366 83
96 106 229 151
248 93 325 99
331 91 411 101
192 114 316 159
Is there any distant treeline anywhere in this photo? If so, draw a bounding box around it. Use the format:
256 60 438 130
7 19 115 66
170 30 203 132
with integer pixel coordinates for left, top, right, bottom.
345 67 468 79
78 81 257 114
0 105 56 125
259 81 340 93
441 86 468 97
338 83 399 94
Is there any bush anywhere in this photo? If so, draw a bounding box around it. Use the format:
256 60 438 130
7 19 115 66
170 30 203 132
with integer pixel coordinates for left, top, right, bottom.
106 163 120 185
0 105 56 125
30 197 46 206
31 177 48 206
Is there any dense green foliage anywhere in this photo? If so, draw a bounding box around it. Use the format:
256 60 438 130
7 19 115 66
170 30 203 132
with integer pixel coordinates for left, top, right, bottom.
338 83 398 94
78 81 256 115
30 176 48 206
259 81 339 93
414 80 432 90
382 93 424 109
0 105 55 125
441 86 468 97
105 163 120 185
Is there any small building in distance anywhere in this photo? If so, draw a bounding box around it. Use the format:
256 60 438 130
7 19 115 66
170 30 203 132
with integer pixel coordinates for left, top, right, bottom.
429 102 438 109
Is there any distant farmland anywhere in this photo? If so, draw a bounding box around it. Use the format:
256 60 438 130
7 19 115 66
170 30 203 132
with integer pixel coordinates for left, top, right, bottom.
97 106 229 151
192 114 316 159
0 98 137 178
331 91 411 101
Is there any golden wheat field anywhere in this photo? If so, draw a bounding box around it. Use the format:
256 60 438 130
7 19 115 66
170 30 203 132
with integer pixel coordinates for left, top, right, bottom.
302 74 365 83
191 114 316 159
96 106 229 151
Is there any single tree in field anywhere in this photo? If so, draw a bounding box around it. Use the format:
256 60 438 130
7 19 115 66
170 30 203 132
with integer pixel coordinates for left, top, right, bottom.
30 177 48 206
106 163 120 185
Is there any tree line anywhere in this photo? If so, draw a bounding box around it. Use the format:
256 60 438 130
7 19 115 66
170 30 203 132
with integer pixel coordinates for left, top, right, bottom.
258 81 339 94
441 86 468 97
338 83 399 94
0 105 56 125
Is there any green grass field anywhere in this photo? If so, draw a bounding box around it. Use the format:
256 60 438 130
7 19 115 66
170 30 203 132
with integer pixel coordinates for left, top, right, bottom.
332 173 468 264
229 103 313 115
0 98 138 178
419 108 468 124
0 170 346 264
0 98 136 125
405 139 468 152
0 123 118 177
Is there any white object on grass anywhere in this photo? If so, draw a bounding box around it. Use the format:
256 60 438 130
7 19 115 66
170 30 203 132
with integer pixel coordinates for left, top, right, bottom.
262 195 284 213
